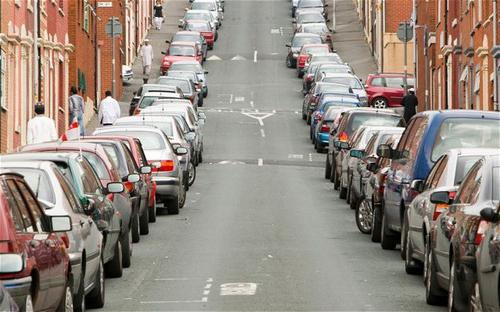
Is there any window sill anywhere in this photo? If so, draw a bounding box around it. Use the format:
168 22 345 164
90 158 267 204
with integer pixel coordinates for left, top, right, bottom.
51 0 57 5
58 8 64 16
1 105 7 112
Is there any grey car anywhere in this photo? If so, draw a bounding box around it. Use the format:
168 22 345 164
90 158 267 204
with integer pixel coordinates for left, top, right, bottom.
93 126 188 215
0 161 105 311
170 31 208 61
286 33 321 68
168 60 209 97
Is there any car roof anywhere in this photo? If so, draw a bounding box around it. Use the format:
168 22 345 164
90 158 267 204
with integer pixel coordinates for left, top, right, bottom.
142 92 182 98
0 152 81 164
415 109 500 120
170 41 196 47
323 73 358 78
167 70 197 76
301 43 329 48
344 107 400 116
187 9 212 13
94 125 165 135
294 32 321 38
142 84 178 90
175 30 201 36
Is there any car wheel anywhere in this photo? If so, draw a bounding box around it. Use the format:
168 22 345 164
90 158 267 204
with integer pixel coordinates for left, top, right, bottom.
166 196 180 215
448 259 470 311
139 206 149 235
403 216 423 274
373 97 388 109
380 212 398 250
86 259 105 308
355 197 372 234
105 240 123 278
286 56 292 68
306 114 311 125
121 230 132 268
56 280 73 312
188 161 196 186
346 173 352 204
131 213 140 243
371 202 382 242
334 165 340 190
25 294 34 312
198 151 203 164
325 154 331 179
179 185 187 209
198 95 204 107
73 270 85 312
149 199 157 223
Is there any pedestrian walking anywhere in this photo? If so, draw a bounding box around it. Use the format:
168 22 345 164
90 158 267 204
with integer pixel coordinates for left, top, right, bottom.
98 91 121 126
27 102 58 144
402 87 418 124
153 0 164 30
140 39 154 84
68 86 85 136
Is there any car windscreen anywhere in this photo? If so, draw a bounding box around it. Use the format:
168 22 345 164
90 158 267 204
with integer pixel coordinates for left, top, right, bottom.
13 168 55 204
299 0 323 7
304 46 329 55
173 34 198 42
493 167 500 200
454 155 484 185
318 85 350 94
106 131 166 151
82 152 112 180
192 2 217 10
170 63 202 73
320 66 350 74
115 120 174 138
322 77 363 88
187 22 210 31
312 55 342 63
297 13 324 24
169 46 195 56
431 118 500 161
185 12 210 20
157 78 192 94
168 71 197 81
347 113 404 136
292 35 321 48
303 24 328 34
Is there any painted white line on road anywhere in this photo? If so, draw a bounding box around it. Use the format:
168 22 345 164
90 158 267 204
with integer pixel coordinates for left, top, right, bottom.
241 112 275 126
229 94 234 104
279 27 284 36
272 109 276 113
260 129 266 138
206 55 222 61
235 96 245 102
154 278 192 281
231 55 247 61
288 154 304 159
205 283 212 289
207 278 213 282
202 297 208 302
270 28 280 34
249 100 254 108
141 300 204 304
254 50 258 63
308 153 313 162
271 52 280 55
220 283 258 296
258 158 263 166
203 290 210 296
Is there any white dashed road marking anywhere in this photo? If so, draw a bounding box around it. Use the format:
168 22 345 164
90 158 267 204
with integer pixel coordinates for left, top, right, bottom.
235 96 245 102
254 50 258 63
220 283 258 296
260 129 266 138
258 158 263 166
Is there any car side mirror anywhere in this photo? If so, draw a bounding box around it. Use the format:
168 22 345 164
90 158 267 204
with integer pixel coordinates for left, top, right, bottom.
140 166 152 174
334 140 350 150
127 173 140 183
349 149 365 159
376 144 392 158
0 254 24 273
175 147 188 155
106 182 124 194
410 179 424 193
430 191 452 205
48 215 73 232
165 40 171 44
480 208 499 223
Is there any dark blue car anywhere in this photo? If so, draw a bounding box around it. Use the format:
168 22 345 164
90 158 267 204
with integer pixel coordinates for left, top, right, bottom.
310 96 360 143
375 110 500 250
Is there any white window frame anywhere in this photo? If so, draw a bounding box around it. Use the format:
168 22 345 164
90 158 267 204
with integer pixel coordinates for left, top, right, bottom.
0 49 5 110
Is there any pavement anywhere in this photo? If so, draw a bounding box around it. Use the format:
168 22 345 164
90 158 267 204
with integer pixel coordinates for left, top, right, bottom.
97 0 444 310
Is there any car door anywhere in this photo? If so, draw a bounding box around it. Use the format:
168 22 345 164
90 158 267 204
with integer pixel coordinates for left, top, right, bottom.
123 145 148 212
384 77 405 105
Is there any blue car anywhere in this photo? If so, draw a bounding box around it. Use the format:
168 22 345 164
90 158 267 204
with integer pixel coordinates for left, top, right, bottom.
310 96 360 144
374 110 500 251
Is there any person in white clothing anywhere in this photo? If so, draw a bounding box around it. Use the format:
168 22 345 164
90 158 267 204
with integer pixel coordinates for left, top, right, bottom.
26 103 58 144
98 91 121 126
140 39 154 83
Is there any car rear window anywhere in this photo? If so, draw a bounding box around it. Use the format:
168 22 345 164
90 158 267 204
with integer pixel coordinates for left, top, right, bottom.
304 46 329 55
297 13 324 24
170 45 195 56
431 118 500 161
454 155 484 185
170 63 202 72
299 0 323 7
292 35 321 47
187 22 210 31
119 131 166 150
303 24 328 33
185 12 210 20
83 152 112 180
347 113 404 136
173 34 197 42
12 168 55 204
322 77 362 89
157 78 192 94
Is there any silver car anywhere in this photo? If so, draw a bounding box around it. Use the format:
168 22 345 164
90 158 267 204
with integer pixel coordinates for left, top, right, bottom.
0 161 105 311
191 0 223 27
168 61 209 97
93 126 188 215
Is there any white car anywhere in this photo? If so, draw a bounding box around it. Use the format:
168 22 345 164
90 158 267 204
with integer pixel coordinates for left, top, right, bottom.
122 65 133 83
320 73 368 106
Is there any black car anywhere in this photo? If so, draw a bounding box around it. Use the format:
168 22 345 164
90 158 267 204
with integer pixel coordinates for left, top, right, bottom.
286 33 321 68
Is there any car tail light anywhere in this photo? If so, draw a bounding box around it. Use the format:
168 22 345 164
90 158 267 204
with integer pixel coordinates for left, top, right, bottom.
150 160 175 172
124 181 134 193
432 191 456 221
378 174 387 194
474 220 489 245
339 131 349 142
320 124 330 133
61 233 70 249
306 74 313 81
298 56 307 67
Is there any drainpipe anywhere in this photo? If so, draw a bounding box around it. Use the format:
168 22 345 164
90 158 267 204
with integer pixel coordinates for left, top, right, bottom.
381 0 385 72
443 0 448 109
34 0 39 102
412 0 417 83
493 0 498 111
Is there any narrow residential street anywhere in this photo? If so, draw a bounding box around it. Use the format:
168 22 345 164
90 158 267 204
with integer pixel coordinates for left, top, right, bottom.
98 0 443 310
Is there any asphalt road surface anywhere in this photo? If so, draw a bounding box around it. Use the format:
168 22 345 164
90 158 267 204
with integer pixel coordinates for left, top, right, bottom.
103 0 443 310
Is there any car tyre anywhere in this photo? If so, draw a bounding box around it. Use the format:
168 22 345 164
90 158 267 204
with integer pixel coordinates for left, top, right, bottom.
105 240 123 278
355 197 372 234
131 213 140 243
198 96 204 107
166 196 180 215
86 259 105 309
198 151 203 164
73 270 85 312
56 279 73 312
403 216 423 274
149 199 157 223
139 206 149 235
448 259 469 311
372 97 388 109
371 203 382 242
380 212 398 250
339 184 347 200
333 166 340 190
121 230 132 268
325 154 331 179
188 161 196 186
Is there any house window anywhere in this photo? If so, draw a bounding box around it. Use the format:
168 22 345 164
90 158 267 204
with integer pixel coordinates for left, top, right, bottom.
83 0 90 32
474 71 480 94
0 49 6 109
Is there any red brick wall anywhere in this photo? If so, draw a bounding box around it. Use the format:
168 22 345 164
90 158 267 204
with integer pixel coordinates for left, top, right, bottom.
384 0 413 33
96 0 124 101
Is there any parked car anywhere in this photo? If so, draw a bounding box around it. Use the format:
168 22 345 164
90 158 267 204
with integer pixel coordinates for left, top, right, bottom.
129 85 183 116
327 108 404 193
191 0 223 27
133 91 183 115
297 22 331 44
427 154 500 309
183 20 216 49
302 61 335 94
303 82 353 123
0 161 105 310
286 33 321 68
295 0 327 18
179 10 217 32
156 76 200 107
313 107 350 153
365 73 415 108
294 9 325 31
475 201 500 312
319 73 368 106
0 283 18 311
93 126 188 215
0 152 123 307
376 110 500 251
165 70 204 107
160 41 202 74
0 172 72 312
404 148 499 276
353 133 402 235
296 43 330 77
170 31 208 60
168 60 209 97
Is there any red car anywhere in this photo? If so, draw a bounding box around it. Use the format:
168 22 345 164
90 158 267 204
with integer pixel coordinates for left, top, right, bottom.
296 43 330 78
364 73 415 108
0 172 72 311
183 20 215 50
161 41 202 74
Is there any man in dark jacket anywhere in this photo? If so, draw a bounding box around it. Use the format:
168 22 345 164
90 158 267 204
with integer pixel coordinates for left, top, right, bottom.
402 87 418 123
